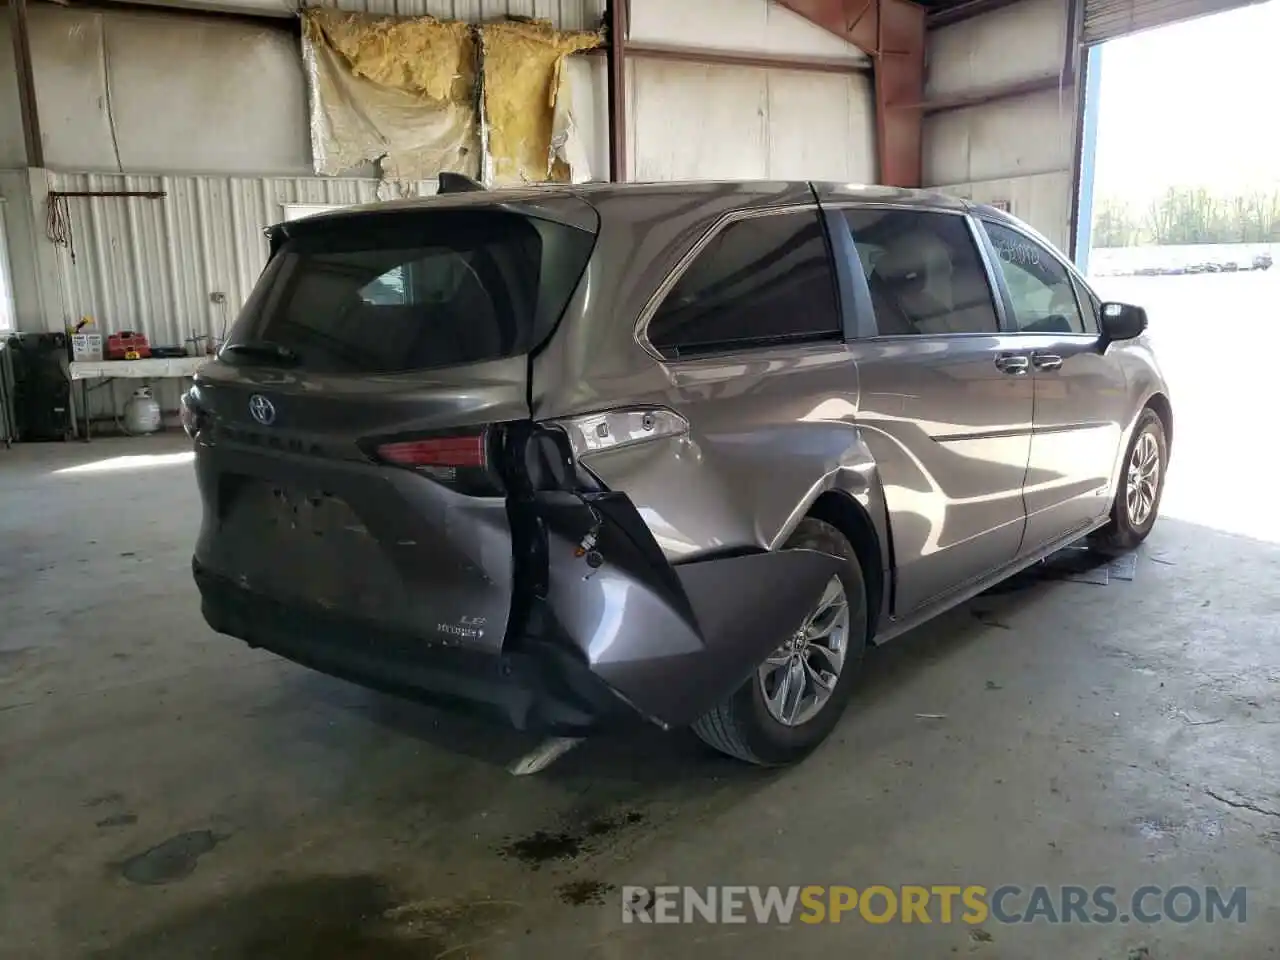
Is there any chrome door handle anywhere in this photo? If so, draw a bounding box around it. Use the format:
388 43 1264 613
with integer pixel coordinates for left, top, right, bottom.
1033 353 1063 372
994 353 1030 376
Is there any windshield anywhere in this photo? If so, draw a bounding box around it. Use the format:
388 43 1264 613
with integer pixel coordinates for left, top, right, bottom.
225 209 595 374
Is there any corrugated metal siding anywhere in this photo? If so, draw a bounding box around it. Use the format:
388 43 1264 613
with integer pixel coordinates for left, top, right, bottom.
45 171 419 346
319 0 606 28
138 0 608 28
1082 0 1256 42
45 170 436 421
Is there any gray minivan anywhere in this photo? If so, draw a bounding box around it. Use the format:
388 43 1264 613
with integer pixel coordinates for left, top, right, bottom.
186 180 1171 766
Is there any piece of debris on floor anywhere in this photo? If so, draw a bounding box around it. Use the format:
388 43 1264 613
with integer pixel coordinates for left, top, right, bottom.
1109 551 1139 581
969 927 994 943
983 545 1143 593
985 680 1003 691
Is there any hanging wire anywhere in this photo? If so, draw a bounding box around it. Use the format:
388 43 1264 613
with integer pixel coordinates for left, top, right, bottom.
46 193 76 265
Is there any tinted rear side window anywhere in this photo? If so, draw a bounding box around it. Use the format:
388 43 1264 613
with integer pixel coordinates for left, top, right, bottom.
226 210 595 373
646 209 842 359
842 209 999 336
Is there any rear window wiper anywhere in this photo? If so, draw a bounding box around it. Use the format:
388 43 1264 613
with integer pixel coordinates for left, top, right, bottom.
221 340 301 366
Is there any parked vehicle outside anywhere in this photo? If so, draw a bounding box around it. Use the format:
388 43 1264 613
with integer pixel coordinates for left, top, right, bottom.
185 181 1172 766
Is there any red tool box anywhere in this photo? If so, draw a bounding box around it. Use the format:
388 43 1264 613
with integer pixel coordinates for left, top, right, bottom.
105 331 152 360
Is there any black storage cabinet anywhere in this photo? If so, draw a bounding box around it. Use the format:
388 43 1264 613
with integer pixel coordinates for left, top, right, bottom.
6 333 72 442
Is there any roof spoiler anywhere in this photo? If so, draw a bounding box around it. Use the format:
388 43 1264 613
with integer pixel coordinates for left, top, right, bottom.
437 172 486 194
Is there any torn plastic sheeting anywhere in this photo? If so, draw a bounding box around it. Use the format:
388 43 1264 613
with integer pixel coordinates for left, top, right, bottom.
479 20 602 185
301 8 480 181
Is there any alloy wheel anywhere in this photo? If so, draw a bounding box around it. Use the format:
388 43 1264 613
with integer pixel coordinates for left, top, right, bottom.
757 575 850 727
1126 429 1161 527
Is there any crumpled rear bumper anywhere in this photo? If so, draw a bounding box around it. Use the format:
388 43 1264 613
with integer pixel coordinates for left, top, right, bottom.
195 490 842 734
530 490 844 729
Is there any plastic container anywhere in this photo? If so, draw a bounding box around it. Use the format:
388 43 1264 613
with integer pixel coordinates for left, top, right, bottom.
70 333 104 362
123 386 162 435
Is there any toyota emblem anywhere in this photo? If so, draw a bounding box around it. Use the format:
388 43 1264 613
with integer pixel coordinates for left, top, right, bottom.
249 394 276 426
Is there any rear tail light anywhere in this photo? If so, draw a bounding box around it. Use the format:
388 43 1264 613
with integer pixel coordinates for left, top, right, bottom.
372 429 498 494
551 408 689 460
376 434 486 469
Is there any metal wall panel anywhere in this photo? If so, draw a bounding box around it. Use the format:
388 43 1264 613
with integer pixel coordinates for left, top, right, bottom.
41 170 435 420
629 59 875 182
43 171 414 345
319 0 606 28
934 171 1074 252
1082 0 1262 42
0 20 25 168
923 87 1075 186
925 0 1068 98
922 0 1077 248
85 0 607 28
630 0 869 62
28 5 311 176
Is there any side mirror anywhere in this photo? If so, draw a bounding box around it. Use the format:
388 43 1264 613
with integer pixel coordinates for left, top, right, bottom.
1100 302 1147 342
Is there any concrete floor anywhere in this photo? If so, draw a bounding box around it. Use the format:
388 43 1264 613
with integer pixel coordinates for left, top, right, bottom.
3 386 1279 956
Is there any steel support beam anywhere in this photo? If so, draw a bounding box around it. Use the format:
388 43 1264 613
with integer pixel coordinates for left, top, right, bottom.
605 0 628 182
8 0 43 168
776 0 926 188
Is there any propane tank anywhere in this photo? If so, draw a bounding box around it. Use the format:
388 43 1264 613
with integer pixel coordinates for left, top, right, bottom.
123 386 162 435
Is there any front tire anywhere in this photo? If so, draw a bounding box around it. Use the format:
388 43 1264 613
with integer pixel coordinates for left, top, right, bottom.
1090 407 1168 553
691 518 868 766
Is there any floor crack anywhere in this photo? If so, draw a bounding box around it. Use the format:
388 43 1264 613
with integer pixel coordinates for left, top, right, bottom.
1205 788 1280 818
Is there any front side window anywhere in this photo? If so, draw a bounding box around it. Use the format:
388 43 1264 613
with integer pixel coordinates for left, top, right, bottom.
842 209 999 336
646 209 842 359
1071 274 1102 334
982 221 1087 335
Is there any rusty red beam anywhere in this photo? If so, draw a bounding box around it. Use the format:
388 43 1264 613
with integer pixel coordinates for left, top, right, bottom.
776 0 926 188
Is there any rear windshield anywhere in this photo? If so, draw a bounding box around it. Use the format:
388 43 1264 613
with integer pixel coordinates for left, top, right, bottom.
224 209 595 373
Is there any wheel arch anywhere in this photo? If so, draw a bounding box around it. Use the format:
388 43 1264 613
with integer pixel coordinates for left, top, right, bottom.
1145 392 1173 453
805 489 889 642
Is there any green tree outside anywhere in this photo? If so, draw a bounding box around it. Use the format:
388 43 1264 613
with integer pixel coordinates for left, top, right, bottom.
1093 187 1280 248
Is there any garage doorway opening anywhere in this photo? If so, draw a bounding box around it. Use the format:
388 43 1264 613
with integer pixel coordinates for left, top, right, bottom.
1075 0 1280 543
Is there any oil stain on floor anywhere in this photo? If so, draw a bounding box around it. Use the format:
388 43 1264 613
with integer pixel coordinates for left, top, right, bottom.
498 811 646 870
118 830 224 885
92 876 520 960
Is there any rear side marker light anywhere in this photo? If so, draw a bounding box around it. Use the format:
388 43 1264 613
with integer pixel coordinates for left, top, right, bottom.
551 408 689 460
376 434 487 468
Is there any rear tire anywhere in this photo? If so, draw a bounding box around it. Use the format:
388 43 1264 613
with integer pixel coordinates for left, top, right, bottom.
691 518 868 766
1089 407 1167 554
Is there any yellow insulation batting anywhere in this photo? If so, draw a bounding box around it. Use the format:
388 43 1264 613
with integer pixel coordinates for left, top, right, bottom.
480 20 602 184
302 9 479 181
313 8 474 103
